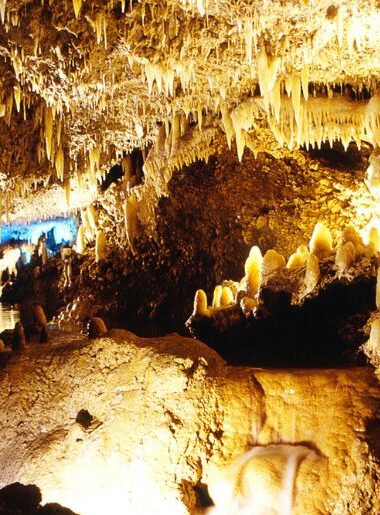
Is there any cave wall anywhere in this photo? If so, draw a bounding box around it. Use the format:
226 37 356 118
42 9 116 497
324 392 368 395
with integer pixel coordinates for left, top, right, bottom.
66 136 374 332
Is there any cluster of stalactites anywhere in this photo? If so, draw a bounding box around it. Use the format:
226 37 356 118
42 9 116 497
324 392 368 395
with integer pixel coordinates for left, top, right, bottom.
267 94 380 152
218 92 380 162
77 204 97 248
192 220 379 319
143 116 217 196
76 203 109 262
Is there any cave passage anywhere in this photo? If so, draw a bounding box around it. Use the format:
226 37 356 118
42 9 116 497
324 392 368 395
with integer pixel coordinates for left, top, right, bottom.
193 277 376 368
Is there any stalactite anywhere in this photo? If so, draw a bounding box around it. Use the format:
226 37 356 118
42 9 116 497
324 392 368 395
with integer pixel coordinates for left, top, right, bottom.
220 103 235 150
0 0 6 24
73 0 82 17
55 147 64 181
124 192 138 252
44 106 53 161
76 224 85 254
64 178 71 208
13 86 21 113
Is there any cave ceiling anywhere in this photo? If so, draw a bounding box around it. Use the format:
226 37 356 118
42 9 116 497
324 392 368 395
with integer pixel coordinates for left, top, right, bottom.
0 0 380 222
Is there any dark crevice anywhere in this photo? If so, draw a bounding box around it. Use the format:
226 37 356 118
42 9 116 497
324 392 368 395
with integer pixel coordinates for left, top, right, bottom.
188 276 376 368
302 140 371 171
193 483 214 508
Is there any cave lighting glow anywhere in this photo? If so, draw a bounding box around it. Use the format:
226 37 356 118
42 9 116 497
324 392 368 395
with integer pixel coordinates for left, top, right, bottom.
1 217 78 247
35 452 187 515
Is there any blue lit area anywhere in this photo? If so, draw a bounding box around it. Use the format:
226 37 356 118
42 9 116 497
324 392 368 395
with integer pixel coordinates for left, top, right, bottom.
1 217 78 252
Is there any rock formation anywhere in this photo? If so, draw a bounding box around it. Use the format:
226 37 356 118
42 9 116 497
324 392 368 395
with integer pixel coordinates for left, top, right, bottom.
0 332 379 514
1 3 380 514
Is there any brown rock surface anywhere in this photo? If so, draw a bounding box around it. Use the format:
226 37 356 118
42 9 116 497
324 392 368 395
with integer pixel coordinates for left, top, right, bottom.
0 332 379 514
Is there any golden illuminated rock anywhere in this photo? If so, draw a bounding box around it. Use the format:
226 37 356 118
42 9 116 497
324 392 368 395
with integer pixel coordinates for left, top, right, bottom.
95 230 107 263
244 246 263 298
286 244 310 270
192 289 211 317
309 222 333 260
0 333 379 514
0 1 380 223
262 249 286 279
335 241 356 278
304 253 320 294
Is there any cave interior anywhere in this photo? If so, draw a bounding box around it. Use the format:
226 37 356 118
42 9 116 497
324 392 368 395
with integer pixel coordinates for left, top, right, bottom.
2 1 380 514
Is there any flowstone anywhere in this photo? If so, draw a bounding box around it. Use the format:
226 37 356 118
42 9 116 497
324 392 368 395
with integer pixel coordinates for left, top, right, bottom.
0 331 379 514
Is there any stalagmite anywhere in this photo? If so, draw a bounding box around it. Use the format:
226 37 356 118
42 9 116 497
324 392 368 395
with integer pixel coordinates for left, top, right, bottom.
76 224 85 255
212 285 223 308
95 230 107 262
240 295 257 315
309 222 333 259
220 286 234 306
192 289 210 317
244 246 263 298
365 148 380 199
87 317 108 338
369 226 380 253
341 225 362 249
286 244 309 270
335 241 355 279
364 318 380 362
262 249 286 278
304 254 320 294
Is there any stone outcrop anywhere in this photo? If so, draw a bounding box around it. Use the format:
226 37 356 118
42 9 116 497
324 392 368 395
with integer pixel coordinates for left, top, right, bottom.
0 331 379 514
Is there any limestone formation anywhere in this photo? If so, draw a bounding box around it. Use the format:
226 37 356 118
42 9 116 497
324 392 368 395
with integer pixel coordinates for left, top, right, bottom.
1 5 380 515
0 332 379 514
